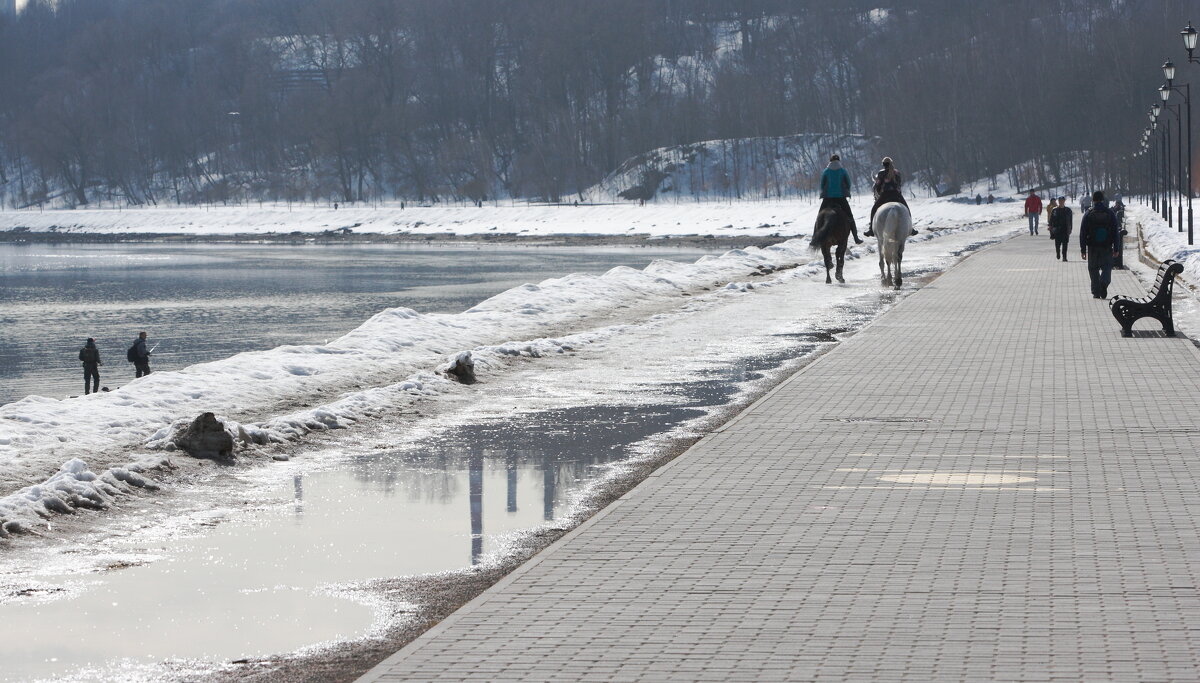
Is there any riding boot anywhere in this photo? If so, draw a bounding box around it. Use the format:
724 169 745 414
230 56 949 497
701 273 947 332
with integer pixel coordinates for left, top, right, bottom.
849 217 864 244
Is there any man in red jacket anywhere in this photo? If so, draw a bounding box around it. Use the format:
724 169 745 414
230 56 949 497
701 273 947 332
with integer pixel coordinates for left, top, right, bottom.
1024 191 1043 236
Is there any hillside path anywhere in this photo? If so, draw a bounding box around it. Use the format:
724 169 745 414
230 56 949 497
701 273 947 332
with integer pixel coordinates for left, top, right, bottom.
361 233 1200 682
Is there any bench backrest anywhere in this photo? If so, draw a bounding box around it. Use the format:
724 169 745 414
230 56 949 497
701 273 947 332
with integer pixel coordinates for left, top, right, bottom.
1149 260 1184 304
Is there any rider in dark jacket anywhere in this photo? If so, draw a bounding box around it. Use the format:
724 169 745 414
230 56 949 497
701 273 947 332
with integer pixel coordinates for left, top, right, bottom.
79 338 102 395
864 157 918 237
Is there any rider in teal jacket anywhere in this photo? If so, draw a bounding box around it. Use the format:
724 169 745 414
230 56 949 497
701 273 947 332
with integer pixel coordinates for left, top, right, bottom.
818 155 863 244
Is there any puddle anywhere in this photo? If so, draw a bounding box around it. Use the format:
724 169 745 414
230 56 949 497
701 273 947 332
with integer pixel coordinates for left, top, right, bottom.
0 374 753 681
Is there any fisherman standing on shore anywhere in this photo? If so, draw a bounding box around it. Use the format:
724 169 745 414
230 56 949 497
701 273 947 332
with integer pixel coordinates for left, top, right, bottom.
130 331 153 378
79 338 102 395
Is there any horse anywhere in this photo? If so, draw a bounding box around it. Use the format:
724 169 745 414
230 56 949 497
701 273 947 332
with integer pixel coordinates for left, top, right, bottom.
872 202 912 290
809 206 852 284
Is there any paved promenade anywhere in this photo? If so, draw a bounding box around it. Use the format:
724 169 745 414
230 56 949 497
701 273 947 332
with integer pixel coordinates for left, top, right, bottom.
363 234 1200 681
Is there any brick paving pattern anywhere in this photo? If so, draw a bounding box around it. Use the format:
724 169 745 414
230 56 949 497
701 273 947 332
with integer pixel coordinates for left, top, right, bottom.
361 235 1200 682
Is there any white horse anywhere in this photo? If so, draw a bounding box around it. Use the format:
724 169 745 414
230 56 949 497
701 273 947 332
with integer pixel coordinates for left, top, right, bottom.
872 202 912 290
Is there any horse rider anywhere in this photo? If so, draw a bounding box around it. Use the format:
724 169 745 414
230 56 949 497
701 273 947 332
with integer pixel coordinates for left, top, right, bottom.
818 154 864 244
864 157 917 237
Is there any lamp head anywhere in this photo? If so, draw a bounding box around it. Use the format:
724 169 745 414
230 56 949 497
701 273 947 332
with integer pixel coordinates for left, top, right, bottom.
1163 60 1177 82
1183 22 1198 53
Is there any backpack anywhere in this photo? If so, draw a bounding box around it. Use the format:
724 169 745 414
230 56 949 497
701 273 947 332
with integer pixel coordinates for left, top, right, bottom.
127 345 138 363
1088 209 1112 245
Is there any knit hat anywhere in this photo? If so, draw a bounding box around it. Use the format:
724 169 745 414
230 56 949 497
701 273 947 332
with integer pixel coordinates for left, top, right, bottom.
1092 190 1105 203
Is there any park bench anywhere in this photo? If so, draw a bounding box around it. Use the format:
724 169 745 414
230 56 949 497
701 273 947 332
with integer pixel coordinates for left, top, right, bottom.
1109 259 1185 337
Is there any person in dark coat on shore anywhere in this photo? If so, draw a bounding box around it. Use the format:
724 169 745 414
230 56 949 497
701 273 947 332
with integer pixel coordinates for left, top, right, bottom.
1048 197 1073 262
818 154 864 244
132 331 152 378
79 338 102 395
1080 191 1121 299
864 157 917 236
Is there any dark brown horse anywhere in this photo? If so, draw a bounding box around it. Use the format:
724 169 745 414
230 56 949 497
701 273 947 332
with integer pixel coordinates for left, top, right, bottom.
809 206 852 283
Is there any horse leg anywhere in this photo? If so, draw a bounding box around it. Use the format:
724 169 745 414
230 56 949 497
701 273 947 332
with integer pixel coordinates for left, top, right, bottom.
823 245 833 284
879 250 888 286
835 242 846 283
894 249 903 290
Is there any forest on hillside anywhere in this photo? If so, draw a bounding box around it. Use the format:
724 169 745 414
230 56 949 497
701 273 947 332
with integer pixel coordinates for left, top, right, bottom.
0 0 1187 207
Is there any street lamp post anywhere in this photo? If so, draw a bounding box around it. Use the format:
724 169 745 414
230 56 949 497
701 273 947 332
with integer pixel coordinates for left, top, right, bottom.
1166 51 1195 244
1158 84 1185 233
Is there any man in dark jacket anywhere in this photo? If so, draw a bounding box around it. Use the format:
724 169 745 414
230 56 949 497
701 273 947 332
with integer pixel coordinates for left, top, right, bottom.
1080 191 1121 299
79 338 102 395
133 331 152 378
1048 197 1073 262
818 154 863 244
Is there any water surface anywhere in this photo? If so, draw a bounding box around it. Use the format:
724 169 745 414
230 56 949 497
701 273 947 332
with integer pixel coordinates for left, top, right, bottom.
0 242 719 405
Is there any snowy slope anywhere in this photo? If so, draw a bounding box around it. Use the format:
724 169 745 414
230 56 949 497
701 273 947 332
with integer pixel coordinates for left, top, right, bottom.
580 134 879 202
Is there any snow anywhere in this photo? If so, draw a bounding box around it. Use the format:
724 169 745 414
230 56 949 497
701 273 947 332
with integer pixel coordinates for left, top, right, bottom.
0 456 168 537
1130 204 1200 286
0 197 1017 535
0 193 1013 238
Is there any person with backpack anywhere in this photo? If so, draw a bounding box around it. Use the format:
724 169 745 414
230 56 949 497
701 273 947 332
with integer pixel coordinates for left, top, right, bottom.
78 338 102 395
129 331 152 377
818 153 864 245
1048 197 1073 262
1024 191 1043 235
863 157 918 236
1080 191 1121 299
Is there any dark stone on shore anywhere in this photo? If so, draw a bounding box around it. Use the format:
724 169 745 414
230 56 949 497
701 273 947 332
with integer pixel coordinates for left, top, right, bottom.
175 412 235 460
439 352 476 384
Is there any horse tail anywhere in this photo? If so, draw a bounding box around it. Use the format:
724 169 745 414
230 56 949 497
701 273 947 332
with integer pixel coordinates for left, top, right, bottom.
809 210 834 251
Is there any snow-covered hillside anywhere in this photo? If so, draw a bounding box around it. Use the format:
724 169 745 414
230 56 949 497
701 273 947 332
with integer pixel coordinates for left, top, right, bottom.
581 134 879 202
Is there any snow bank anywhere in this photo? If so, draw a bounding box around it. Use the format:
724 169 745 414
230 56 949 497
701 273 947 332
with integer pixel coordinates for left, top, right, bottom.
0 238 828 487
0 456 170 537
1132 205 1200 286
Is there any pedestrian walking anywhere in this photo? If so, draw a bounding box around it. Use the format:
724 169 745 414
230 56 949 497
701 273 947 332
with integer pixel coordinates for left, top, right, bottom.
1080 194 1091 214
1112 195 1128 269
987 194 995 204
1024 191 1043 235
79 338 102 395
864 157 917 236
1048 197 1073 262
818 154 864 244
129 331 153 378
975 193 982 205
1080 191 1121 299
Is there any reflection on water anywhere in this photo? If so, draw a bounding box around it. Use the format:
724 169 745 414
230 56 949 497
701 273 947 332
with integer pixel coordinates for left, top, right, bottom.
0 242 719 405
0 381 740 681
